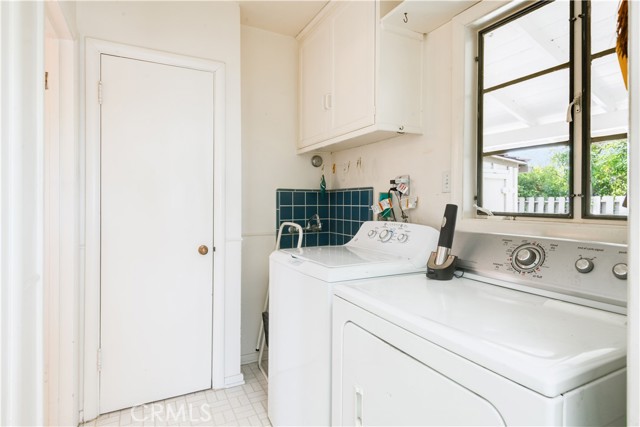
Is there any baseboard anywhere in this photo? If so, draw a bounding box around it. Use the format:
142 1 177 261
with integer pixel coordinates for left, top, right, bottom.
241 350 269 365
224 373 245 388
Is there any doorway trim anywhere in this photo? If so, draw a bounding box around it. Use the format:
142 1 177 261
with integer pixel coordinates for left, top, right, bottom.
44 2 77 426
83 38 229 421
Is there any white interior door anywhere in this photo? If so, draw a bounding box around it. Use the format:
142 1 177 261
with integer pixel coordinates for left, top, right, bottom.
100 54 214 414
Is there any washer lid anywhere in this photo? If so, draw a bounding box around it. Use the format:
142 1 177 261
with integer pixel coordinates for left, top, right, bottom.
270 246 424 282
281 246 405 267
334 275 627 398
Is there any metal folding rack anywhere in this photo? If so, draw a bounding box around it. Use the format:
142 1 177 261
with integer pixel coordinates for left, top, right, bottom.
255 222 303 380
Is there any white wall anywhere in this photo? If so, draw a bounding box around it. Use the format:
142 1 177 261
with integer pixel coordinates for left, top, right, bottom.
627 1 639 423
329 23 453 230
75 1 244 417
57 1 76 36
240 25 320 361
0 2 45 425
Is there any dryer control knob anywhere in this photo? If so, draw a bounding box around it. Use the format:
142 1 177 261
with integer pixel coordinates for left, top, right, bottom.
511 244 544 272
575 258 594 273
379 229 393 242
367 229 377 238
515 248 537 268
397 233 408 243
612 263 628 280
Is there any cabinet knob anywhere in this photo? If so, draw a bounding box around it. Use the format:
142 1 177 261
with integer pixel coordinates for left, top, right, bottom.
198 245 209 255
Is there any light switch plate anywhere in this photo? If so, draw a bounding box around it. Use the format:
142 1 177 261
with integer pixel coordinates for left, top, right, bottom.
442 171 451 193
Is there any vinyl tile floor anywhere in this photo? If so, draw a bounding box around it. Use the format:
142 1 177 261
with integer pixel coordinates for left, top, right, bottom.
82 363 270 427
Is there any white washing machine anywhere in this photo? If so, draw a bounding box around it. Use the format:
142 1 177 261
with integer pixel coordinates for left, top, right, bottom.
268 221 440 426
332 231 628 426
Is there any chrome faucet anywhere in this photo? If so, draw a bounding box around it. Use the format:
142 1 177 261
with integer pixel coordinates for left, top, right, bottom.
305 214 322 232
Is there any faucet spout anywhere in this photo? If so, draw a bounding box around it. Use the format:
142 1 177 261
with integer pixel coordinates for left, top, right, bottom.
305 214 322 232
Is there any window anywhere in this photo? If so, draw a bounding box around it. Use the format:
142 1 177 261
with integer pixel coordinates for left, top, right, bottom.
477 0 628 219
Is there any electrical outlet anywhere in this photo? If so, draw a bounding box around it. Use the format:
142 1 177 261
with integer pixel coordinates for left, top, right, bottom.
442 171 451 193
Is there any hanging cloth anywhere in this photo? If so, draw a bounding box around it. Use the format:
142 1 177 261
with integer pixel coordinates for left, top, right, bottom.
320 174 326 196
617 0 628 207
616 0 628 89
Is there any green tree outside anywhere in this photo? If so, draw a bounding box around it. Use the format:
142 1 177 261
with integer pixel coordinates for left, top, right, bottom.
590 139 627 196
518 163 568 198
517 139 627 198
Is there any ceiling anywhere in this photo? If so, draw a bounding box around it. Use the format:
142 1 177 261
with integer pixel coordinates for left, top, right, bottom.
239 1 329 37
482 0 627 153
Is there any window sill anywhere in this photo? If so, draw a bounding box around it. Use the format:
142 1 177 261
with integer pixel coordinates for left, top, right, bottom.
457 216 628 244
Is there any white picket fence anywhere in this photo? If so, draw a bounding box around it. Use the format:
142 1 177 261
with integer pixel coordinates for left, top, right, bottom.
517 195 628 215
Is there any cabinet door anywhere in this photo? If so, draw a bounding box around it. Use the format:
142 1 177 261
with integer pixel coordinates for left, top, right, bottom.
331 1 375 135
299 21 333 147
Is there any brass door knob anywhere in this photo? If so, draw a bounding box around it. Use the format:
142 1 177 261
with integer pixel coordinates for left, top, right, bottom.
198 245 209 255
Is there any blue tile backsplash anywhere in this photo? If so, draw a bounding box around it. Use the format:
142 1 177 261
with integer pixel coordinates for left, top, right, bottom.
276 187 374 248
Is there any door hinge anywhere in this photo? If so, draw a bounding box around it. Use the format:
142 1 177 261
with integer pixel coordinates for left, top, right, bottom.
45 72 49 90
97 348 102 372
98 81 103 105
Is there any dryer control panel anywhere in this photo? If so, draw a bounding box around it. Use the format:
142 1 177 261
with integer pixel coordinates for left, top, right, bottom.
453 232 628 310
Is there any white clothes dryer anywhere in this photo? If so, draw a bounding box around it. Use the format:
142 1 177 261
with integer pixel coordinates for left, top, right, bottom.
332 231 627 426
268 221 440 426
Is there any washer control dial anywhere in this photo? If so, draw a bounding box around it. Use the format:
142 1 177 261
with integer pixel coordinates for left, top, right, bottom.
575 258 594 274
511 244 545 272
397 233 408 243
379 229 393 242
612 263 628 280
367 229 377 238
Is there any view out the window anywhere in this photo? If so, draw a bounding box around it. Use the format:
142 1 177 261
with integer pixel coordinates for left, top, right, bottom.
477 0 628 218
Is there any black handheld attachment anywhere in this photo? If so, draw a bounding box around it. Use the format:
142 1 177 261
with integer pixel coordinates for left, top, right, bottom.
427 204 458 281
437 204 457 249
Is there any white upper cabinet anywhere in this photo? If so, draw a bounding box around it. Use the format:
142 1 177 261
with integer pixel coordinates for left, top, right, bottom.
299 20 334 144
297 0 423 153
332 2 375 137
